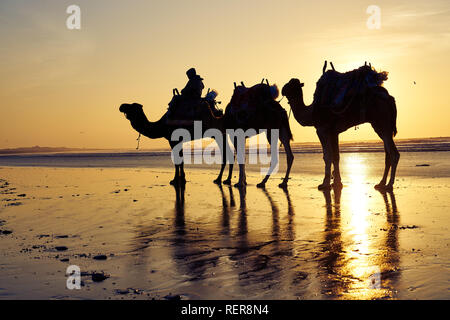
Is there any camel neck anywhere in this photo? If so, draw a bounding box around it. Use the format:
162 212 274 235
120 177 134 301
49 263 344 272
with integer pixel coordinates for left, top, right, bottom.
288 92 314 127
129 113 167 139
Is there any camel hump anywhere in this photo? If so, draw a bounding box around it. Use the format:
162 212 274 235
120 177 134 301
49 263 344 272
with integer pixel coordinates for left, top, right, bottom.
231 83 278 104
227 82 284 127
313 64 389 109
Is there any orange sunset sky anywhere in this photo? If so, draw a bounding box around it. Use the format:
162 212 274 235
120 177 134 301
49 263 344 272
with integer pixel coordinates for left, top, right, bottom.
0 0 449 149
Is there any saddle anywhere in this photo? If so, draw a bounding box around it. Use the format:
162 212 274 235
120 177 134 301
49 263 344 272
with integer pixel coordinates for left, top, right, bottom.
229 83 280 126
313 65 388 111
167 89 222 122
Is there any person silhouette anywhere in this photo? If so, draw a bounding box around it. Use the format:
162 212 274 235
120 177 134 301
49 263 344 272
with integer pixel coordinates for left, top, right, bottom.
167 68 205 119
181 68 204 101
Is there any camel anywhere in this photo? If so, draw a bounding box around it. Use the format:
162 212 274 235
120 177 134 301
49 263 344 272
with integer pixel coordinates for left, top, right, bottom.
119 82 294 188
119 99 223 186
281 62 399 191
215 82 294 189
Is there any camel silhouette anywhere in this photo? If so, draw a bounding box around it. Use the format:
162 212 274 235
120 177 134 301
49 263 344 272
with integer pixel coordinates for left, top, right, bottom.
281 63 399 191
215 81 294 188
119 101 223 186
119 82 294 188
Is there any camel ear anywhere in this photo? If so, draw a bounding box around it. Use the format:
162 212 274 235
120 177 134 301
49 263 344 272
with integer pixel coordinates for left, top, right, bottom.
132 103 143 109
300 83 304 87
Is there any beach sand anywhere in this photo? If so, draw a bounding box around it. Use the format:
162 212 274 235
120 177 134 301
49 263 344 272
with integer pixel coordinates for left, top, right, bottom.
0 152 449 300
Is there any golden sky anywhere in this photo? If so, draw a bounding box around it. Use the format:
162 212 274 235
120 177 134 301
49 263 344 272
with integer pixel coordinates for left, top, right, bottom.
0 0 449 149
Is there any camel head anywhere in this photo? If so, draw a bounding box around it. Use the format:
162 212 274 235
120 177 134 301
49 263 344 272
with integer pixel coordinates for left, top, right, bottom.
119 103 145 121
281 78 304 99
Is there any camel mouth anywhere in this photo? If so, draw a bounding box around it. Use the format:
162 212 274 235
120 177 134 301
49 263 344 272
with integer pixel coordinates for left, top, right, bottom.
119 104 127 113
119 102 142 114
282 79 304 96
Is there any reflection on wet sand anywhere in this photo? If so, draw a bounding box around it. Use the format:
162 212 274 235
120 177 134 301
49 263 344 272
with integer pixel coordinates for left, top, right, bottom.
318 155 401 299
173 184 186 236
128 155 403 299
232 187 296 291
319 187 345 297
171 184 221 282
170 184 302 296
217 185 234 236
379 190 401 296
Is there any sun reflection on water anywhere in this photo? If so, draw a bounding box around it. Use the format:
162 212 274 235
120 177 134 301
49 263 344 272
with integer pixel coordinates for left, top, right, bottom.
344 156 374 298
324 154 398 299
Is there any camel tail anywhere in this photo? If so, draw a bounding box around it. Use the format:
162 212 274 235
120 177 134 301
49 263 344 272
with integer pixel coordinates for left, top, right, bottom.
391 96 397 137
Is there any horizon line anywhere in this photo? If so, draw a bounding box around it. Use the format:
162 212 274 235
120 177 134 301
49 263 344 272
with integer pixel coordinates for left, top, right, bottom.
1 136 449 153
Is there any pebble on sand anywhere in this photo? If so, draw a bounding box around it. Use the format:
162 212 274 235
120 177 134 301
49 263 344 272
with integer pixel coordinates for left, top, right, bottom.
93 254 108 260
115 289 129 295
164 294 181 301
92 272 110 282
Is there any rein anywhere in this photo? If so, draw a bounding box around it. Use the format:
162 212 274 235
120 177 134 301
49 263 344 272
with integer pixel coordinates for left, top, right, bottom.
136 133 141 150
277 96 291 119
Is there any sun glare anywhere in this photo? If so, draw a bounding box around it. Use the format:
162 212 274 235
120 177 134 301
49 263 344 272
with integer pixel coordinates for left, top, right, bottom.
340 155 387 299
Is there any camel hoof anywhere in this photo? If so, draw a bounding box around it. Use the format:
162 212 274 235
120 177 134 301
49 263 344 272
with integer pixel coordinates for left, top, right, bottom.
256 182 266 188
332 181 343 189
278 182 288 189
374 183 386 190
213 178 221 185
234 182 245 189
223 179 231 185
318 183 331 190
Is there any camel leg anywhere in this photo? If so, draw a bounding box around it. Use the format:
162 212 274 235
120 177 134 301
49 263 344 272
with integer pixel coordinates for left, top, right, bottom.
385 135 400 189
279 127 294 189
372 125 391 189
235 164 247 188
169 142 179 185
317 129 332 190
223 137 237 185
179 162 186 184
214 133 228 184
257 127 293 188
330 133 342 189
215 164 226 184
170 164 180 186
372 125 399 190
223 162 234 185
257 130 273 188
234 138 247 188
169 140 185 186
179 148 186 184
375 144 391 189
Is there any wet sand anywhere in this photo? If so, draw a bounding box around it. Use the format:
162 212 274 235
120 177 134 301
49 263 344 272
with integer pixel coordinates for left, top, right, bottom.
0 153 449 300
